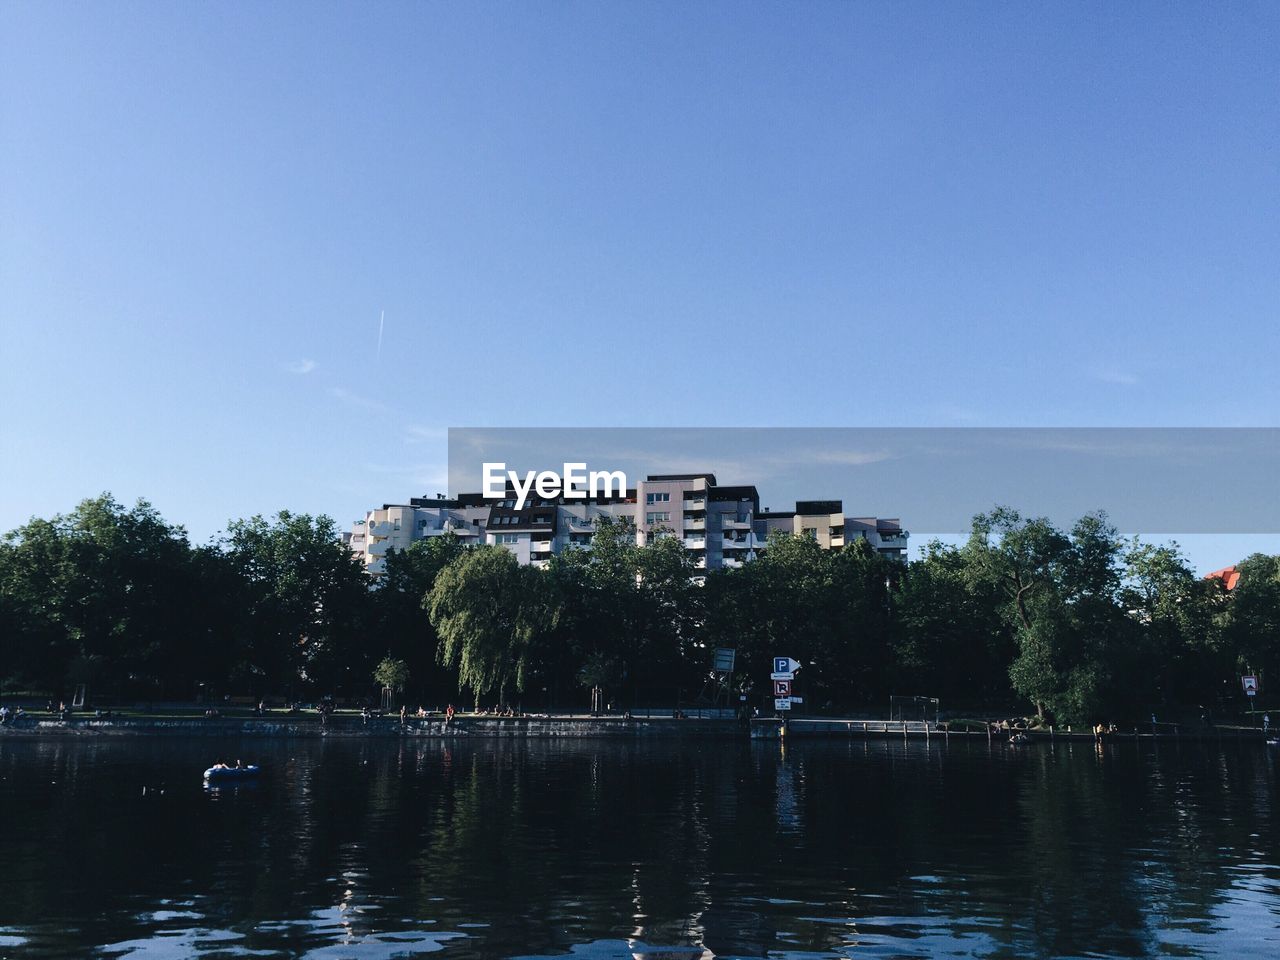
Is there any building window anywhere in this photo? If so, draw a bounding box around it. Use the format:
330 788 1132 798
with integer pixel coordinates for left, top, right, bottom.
646 492 670 504
646 511 671 525
393 518 401 530
495 533 519 544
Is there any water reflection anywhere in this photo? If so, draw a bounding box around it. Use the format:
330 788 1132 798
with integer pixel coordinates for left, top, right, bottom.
0 737 1277 957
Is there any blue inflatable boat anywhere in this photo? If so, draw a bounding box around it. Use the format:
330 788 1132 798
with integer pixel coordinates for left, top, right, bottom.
203 764 260 781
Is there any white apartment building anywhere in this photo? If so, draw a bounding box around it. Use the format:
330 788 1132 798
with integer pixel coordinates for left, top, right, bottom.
346 473 908 577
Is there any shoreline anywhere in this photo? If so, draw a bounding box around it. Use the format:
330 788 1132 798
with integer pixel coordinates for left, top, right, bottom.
0 715 744 739
0 714 1271 743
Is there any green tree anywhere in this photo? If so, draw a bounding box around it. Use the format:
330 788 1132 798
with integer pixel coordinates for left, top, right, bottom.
221 511 370 696
1218 553 1280 691
0 494 203 698
1120 539 1219 707
893 540 1012 704
373 656 410 704
546 517 701 709
703 533 898 711
371 534 466 703
427 546 555 707
966 507 1134 723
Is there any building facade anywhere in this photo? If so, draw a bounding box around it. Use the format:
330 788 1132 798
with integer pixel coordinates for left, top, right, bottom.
346 473 907 577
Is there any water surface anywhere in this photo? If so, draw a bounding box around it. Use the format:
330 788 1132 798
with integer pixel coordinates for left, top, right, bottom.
1 736 1277 958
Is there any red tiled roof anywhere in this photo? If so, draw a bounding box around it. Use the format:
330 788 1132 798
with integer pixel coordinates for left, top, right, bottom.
1205 566 1241 591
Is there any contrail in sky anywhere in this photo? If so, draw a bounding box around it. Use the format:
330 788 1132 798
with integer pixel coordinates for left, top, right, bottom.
377 309 385 360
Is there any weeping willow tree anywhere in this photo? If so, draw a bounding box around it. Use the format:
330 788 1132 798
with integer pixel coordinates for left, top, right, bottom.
426 546 555 708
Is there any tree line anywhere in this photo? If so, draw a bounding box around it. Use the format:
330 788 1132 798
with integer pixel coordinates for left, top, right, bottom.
2 494 1277 723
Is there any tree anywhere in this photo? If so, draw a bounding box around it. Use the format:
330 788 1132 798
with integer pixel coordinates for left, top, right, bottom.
370 535 465 703
427 546 555 707
702 533 899 711
577 651 619 714
966 507 1135 724
1219 553 1280 691
1120 540 1218 707
220 511 369 696
0 494 203 698
373 656 411 705
546 517 701 709
894 540 1012 704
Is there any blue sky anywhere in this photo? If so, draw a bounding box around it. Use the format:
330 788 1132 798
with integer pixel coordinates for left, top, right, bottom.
2 2 1277 570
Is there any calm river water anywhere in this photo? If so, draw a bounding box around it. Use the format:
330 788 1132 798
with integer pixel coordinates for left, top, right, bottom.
0 735 1277 959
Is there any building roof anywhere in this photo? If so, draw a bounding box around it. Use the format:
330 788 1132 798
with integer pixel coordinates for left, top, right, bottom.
409 496 461 508
486 504 558 533
709 485 760 507
646 473 718 484
796 499 843 515
1205 565 1241 591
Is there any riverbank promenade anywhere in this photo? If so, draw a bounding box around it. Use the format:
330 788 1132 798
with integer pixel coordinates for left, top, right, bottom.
1 708 1272 744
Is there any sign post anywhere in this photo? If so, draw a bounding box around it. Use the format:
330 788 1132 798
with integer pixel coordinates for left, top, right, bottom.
1242 675 1259 698
771 657 802 716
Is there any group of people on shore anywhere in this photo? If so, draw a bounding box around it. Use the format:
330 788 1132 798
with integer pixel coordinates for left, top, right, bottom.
0 704 25 724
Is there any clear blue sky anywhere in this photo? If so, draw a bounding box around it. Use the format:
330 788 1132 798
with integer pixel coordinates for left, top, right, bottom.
2 2 1277 570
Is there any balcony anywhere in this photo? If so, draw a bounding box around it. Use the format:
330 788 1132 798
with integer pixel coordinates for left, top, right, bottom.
368 521 394 538
366 557 387 575
722 556 744 569
683 537 707 550
367 540 393 557
440 525 479 539
682 498 706 512
721 515 751 530
684 516 706 531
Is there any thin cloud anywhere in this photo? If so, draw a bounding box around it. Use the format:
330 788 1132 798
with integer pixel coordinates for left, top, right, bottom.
1090 367 1140 386
405 425 447 444
327 387 391 413
284 359 317 375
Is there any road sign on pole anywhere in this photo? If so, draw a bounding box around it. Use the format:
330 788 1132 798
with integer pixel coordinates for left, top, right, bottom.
771 656 799 680
773 679 792 697
1243 675 1260 696
775 698 792 711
